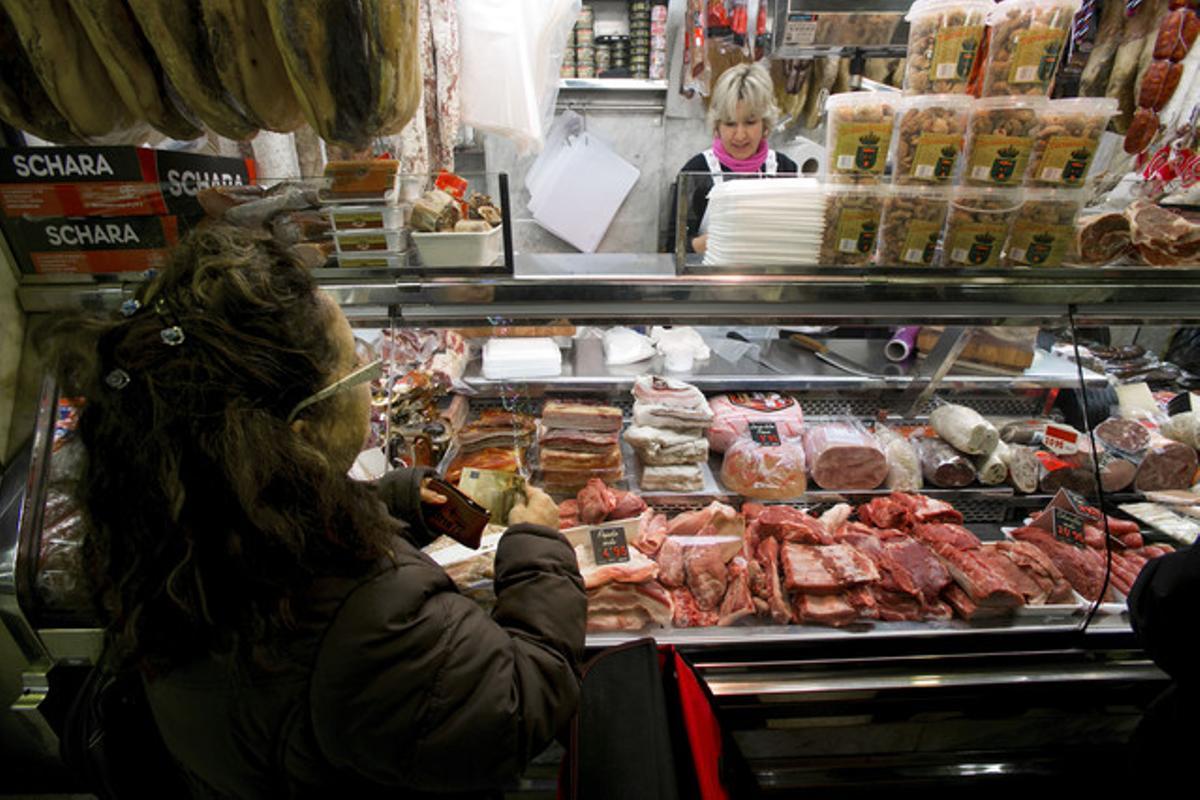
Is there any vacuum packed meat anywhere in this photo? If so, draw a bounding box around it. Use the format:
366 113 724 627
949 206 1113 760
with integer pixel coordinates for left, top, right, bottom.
804 423 888 490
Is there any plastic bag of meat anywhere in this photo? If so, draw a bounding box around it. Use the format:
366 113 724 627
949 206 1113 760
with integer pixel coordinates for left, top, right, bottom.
929 403 999 455
720 430 808 500
803 420 888 490
914 436 977 488
707 392 805 454
873 424 923 492
1095 417 1152 456
1135 434 1199 491
1160 411 1200 449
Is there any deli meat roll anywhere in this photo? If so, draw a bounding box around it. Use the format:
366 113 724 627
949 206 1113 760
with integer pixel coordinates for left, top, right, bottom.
930 404 999 455
803 423 888 490
915 436 977 488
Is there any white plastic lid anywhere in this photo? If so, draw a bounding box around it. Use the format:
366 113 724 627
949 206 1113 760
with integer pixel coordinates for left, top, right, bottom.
1043 97 1121 118
972 95 1049 112
906 0 994 22
886 183 955 201
898 93 976 113
825 91 899 112
987 0 1082 25
1020 186 1086 207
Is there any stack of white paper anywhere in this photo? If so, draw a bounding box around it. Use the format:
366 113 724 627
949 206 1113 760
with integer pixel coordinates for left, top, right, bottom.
702 178 827 266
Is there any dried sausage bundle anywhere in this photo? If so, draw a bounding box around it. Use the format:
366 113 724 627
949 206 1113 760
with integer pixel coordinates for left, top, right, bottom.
1125 5 1200 153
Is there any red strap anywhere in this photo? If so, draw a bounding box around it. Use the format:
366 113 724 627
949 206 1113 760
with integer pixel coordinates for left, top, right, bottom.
672 650 728 800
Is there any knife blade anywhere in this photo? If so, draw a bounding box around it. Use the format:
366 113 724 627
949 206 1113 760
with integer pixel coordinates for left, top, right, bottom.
786 333 878 378
726 331 785 374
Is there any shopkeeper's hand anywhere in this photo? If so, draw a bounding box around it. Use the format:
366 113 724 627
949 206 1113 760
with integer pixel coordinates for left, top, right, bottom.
507 486 559 529
420 477 447 506
692 234 708 254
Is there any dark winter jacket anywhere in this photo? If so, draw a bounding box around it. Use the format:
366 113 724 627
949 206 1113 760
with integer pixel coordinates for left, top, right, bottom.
144 468 587 798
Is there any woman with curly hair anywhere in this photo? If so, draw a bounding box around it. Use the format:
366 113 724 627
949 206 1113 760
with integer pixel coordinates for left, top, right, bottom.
51 224 585 798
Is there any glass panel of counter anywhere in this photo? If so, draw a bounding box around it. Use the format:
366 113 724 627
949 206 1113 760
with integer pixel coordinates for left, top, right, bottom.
374 316 1168 645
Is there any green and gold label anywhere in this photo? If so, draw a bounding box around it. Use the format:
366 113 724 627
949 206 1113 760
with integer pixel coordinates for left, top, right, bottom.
1032 136 1097 185
1006 222 1073 266
911 134 963 182
901 219 944 265
947 222 1009 267
331 210 384 229
833 122 893 175
932 25 985 84
1009 27 1067 87
835 207 882 256
968 134 1033 185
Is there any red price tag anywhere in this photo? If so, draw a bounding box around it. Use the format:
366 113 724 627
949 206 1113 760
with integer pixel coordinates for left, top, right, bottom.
1042 425 1079 455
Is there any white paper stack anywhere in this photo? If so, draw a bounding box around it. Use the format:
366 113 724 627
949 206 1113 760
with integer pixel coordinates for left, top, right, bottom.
702 178 826 266
482 337 562 379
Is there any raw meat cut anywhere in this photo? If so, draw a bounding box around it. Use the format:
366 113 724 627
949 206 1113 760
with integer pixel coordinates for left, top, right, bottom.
671 588 720 628
1010 526 1112 602
858 492 964 532
1134 435 1199 491
884 538 953 606
804 423 888 490
750 505 831 545
819 503 853 534
540 445 622 471
707 392 805 453
1075 211 1133 266
793 587 878 626
990 540 1076 604
720 435 808 499
914 437 977 488
892 493 965 526
577 479 617 524
942 584 1011 620
1095 417 1151 454
781 543 880 593
538 428 621 453
658 537 686 588
752 537 793 623
586 580 674 631
633 375 708 409
685 545 729 611
718 558 757 625
912 522 981 550
574 543 659 590
541 400 624 432
1127 200 1200 267
976 545 1050 605
930 404 999 455
873 425 922 491
631 511 669 556
928 547 1025 609
611 491 648 521
665 502 742 537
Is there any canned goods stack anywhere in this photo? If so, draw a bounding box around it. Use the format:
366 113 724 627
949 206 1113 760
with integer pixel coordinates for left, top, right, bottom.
649 2 668 80
574 4 595 78
628 0 651 79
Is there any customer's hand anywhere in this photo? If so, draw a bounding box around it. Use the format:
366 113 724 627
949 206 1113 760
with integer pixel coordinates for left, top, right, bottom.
420 477 447 506
507 486 559 529
692 233 708 254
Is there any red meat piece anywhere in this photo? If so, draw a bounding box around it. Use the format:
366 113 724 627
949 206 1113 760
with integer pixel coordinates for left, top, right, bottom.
577 478 617 524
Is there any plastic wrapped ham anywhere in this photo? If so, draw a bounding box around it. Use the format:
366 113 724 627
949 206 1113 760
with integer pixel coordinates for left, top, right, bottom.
803 422 888 490
929 403 999 455
720 432 808 500
914 436 976 488
706 392 805 454
1135 435 1199 491
873 424 922 491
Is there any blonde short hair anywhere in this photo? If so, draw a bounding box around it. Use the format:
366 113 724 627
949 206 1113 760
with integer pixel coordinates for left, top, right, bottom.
707 62 779 134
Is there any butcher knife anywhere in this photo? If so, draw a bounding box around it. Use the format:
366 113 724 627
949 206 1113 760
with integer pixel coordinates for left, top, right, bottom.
785 334 877 378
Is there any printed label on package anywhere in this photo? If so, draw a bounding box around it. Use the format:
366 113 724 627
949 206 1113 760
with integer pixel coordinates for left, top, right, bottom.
834 123 892 175
784 13 819 46
901 219 944 265
591 525 631 565
748 421 782 447
1043 424 1080 455
932 25 985 82
728 392 795 412
1010 28 1067 87
836 207 881 255
156 151 255 218
0 147 149 183
911 134 963 182
1006 222 1073 267
1034 136 1098 185
946 222 1009 267
968 135 1033 185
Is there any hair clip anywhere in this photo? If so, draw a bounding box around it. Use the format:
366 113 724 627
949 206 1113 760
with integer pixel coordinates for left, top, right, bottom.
120 298 141 317
160 325 186 347
105 369 131 390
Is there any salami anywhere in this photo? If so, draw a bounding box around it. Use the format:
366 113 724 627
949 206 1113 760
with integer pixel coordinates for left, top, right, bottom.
1134 435 1199 491
915 437 976 488
1095 417 1152 454
803 423 888 490
930 404 999 455
1002 443 1040 493
874 424 923 492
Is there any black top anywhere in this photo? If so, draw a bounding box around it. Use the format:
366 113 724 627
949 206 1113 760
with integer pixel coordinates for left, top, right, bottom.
665 151 799 254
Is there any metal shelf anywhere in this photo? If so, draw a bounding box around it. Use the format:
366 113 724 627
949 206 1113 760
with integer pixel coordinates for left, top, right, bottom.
557 78 668 92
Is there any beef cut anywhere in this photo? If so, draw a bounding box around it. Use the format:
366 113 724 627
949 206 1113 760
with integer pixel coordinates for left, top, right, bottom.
577 479 617 524
803 423 888 490
990 540 1075 604
859 493 964 531
793 587 878 626
1010 526 1112 602
750 505 831 545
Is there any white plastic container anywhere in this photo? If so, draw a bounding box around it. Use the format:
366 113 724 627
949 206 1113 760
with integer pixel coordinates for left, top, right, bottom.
328 204 404 231
824 92 898 180
892 94 973 185
1026 97 1119 188
903 0 993 94
482 337 562 380
982 0 1082 97
412 226 503 267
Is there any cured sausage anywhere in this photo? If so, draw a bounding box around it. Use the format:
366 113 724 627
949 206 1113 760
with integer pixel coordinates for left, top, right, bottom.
915 437 976 489
1124 107 1160 154
930 404 999 455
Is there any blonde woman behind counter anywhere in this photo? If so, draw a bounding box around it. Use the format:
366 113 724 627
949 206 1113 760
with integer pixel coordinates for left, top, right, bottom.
667 62 798 255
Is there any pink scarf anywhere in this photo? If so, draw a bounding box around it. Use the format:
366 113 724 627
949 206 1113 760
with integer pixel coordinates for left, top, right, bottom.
712 135 768 172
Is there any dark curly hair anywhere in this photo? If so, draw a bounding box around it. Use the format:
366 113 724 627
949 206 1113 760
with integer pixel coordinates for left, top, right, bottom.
48 224 401 672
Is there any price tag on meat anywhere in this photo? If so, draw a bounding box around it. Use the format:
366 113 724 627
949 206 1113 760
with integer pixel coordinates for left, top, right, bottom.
1042 425 1079 455
590 525 631 565
1052 507 1087 550
748 421 782 447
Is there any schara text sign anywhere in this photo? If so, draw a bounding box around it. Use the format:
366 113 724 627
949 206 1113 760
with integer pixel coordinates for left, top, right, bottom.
0 146 256 219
